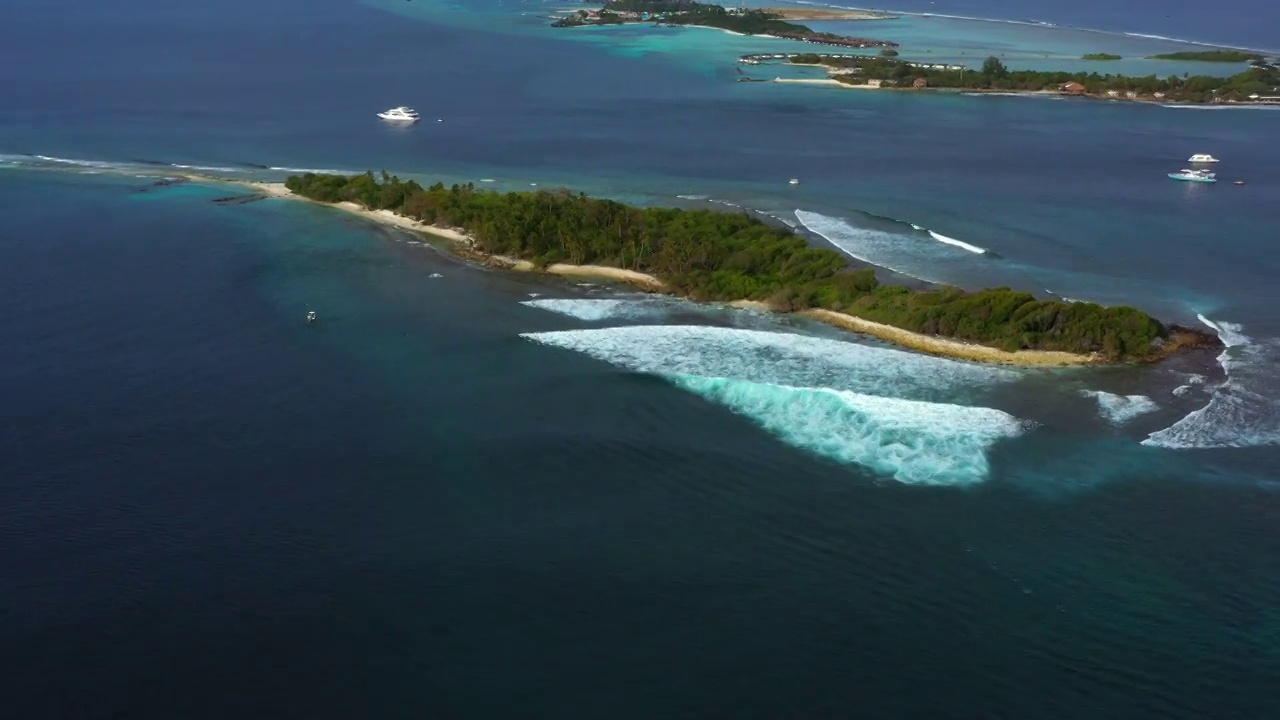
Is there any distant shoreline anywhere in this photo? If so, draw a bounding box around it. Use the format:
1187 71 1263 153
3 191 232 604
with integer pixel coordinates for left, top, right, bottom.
192 175 1108 367
760 7 897 21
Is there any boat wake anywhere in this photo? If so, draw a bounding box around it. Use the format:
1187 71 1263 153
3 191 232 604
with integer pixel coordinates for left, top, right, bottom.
520 325 1026 484
1142 316 1280 448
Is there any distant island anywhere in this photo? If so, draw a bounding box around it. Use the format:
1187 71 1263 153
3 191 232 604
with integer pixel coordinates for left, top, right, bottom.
1148 50 1265 62
552 0 898 50
275 171 1221 364
772 54 1280 104
1082 53 1122 61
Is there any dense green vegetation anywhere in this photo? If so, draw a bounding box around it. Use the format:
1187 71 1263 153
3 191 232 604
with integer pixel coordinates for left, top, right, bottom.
285 172 1170 358
606 0 809 35
799 54 1280 102
552 11 626 27
1148 50 1264 62
555 0 896 47
1082 53 1122 61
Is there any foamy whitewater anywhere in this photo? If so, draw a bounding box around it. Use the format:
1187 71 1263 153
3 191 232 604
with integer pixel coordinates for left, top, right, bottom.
668 375 1026 485
1082 390 1159 424
1143 316 1280 448
795 210 980 281
521 325 1026 484
521 298 677 322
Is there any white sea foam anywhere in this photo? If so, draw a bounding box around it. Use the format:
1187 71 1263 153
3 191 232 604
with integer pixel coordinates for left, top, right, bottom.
794 210 935 280
1143 316 1280 448
268 166 354 175
670 375 1027 485
519 325 1018 402
1081 390 1159 424
928 230 987 254
171 163 242 173
34 155 117 169
521 298 673 322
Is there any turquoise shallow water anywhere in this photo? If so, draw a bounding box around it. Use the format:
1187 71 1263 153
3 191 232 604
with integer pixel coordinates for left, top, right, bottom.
2 0 1279 715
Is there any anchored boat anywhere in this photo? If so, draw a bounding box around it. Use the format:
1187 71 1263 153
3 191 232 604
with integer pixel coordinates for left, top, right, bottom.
377 106 420 123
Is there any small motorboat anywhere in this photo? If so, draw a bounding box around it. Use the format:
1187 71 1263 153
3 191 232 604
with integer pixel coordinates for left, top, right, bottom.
1187 153 1219 163
789 178 800 185
306 311 317 323
1234 180 1245 186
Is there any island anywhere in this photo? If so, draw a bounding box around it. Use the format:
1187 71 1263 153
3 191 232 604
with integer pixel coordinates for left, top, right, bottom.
553 0 898 50
275 171 1220 364
1082 53 1122 61
774 54 1280 104
1148 50 1265 62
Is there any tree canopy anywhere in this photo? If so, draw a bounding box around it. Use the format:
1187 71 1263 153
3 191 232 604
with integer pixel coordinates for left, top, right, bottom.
285 172 1169 359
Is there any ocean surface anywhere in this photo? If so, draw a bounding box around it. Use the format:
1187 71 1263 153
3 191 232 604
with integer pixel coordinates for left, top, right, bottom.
2 0 1279 717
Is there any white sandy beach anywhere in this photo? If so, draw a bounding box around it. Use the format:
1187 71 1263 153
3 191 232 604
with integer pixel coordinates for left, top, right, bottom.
241 181 667 291
773 77 881 89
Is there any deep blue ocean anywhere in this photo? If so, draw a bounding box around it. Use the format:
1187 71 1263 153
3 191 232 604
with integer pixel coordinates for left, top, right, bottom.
2 0 1278 717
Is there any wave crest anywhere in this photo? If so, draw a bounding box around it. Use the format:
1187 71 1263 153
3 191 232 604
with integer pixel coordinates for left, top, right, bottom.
670 375 1027 485
519 325 1018 402
521 298 672 322
1143 316 1280 448
1081 390 1159 424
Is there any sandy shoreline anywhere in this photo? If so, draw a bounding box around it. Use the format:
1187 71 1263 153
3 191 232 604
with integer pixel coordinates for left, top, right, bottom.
801 309 1099 366
239 180 668 292
763 7 897 20
773 77 879 89
211 176 1097 367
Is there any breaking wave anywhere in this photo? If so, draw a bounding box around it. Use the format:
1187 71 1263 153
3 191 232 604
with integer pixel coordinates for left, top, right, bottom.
1142 316 1280 448
670 375 1027 485
928 230 987 255
1082 390 1159 424
171 163 244 173
521 298 674 322
268 166 356 175
795 210 995 280
519 325 1018 402
520 325 1027 483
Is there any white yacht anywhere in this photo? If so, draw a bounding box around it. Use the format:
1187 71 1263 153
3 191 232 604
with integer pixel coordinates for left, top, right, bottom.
1187 153 1219 163
377 106 420 122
